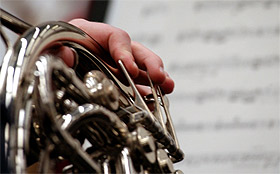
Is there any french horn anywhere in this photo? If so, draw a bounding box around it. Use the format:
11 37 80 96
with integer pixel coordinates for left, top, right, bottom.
0 8 184 173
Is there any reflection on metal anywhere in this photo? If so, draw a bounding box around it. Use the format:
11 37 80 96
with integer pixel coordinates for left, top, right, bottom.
0 8 184 174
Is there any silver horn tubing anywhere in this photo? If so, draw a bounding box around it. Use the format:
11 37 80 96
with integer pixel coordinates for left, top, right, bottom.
3 21 112 173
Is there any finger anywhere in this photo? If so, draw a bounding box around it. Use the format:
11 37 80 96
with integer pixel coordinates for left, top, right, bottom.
160 72 175 94
131 41 166 84
131 41 175 93
136 84 152 96
133 70 175 94
69 19 139 78
47 45 75 67
130 41 175 94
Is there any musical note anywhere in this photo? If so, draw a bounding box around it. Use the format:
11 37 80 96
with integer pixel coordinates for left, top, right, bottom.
194 1 280 13
175 26 279 44
169 84 278 104
106 1 280 173
175 117 279 132
178 152 280 169
168 54 279 76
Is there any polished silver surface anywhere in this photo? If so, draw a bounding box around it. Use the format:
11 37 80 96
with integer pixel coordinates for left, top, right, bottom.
0 8 184 173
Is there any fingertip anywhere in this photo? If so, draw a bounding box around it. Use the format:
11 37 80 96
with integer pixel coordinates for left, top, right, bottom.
161 76 175 94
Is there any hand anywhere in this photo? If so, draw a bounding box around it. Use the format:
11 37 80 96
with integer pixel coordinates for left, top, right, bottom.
67 19 174 95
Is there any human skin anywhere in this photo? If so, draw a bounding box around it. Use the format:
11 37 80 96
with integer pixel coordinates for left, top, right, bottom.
61 19 175 95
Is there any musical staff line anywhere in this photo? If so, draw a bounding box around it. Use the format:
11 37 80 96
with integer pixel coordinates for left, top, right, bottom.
168 54 279 75
194 1 280 12
170 84 278 103
181 152 280 169
107 1 280 173
176 26 279 43
175 117 279 132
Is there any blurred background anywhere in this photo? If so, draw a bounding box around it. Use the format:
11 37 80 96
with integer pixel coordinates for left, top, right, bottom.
1 0 279 173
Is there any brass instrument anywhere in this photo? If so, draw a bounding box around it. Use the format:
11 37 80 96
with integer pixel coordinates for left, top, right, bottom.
0 8 184 173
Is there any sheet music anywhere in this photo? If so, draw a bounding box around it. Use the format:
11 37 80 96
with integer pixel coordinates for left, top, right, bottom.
106 1 280 173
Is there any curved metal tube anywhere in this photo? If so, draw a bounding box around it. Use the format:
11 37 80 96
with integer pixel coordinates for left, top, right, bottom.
0 9 184 174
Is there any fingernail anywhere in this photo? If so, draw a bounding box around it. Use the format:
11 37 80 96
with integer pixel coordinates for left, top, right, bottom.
165 71 170 77
131 62 139 78
133 62 138 69
160 66 164 73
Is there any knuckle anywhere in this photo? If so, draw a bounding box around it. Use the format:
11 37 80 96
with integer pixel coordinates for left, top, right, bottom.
116 28 131 40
